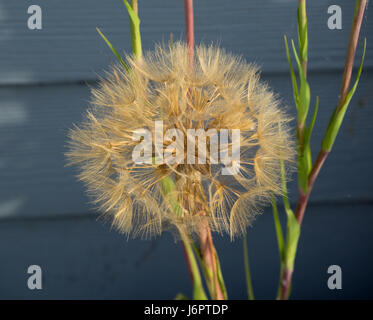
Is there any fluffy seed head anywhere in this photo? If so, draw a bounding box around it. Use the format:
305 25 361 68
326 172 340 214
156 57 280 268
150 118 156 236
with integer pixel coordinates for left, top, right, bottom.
66 42 294 239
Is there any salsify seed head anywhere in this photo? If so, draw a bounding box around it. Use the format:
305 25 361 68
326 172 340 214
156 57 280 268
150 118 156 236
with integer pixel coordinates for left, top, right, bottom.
66 42 294 239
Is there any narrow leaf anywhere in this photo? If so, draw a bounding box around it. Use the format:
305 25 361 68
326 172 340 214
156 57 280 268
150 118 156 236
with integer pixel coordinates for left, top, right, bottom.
303 97 319 173
291 39 310 124
284 211 300 271
284 36 299 107
271 194 284 260
304 96 319 146
322 38 366 152
215 252 228 300
96 27 129 71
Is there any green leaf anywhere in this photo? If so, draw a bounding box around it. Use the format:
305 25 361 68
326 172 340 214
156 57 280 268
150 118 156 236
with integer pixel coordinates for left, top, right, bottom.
303 144 312 177
304 97 319 147
297 153 309 193
322 38 366 152
271 194 284 261
280 159 292 217
284 36 299 107
291 39 310 125
281 156 300 270
96 27 130 71
280 157 300 271
297 1 308 64
303 97 319 174
291 39 302 76
300 19 308 62
215 251 228 300
284 210 300 271
280 159 300 278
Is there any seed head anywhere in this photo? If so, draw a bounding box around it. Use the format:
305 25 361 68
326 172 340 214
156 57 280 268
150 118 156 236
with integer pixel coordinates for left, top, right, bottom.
66 42 294 239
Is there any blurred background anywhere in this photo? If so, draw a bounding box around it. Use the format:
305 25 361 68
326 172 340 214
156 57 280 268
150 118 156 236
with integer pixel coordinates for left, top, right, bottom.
0 0 372 299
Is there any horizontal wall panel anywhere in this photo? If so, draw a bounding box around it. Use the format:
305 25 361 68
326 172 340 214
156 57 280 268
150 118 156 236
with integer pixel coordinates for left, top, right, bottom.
0 0 370 85
0 71 372 219
0 203 372 299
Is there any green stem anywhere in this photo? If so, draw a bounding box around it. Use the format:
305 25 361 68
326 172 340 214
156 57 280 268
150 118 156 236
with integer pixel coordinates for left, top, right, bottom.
179 230 208 300
160 177 208 300
243 234 255 300
123 0 143 60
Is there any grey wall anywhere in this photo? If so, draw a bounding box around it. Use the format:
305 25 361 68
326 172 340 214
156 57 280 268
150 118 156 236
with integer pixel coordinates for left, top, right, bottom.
0 0 372 299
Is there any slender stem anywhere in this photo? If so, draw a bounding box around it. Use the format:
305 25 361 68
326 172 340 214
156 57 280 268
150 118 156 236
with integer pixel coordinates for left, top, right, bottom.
243 234 255 300
338 0 367 111
295 0 366 225
179 229 208 300
160 176 208 299
127 0 142 60
278 0 367 300
295 150 329 224
184 0 195 66
183 0 225 300
280 268 293 300
124 0 206 300
198 219 225 300
131 0 138 14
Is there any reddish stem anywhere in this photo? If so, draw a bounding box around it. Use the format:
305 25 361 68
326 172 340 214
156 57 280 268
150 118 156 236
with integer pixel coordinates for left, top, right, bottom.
279 0 367 300
182 0 224 300
280 268 293 300
295 0 366 227
295 150 329 225
198 219 225 300
181 241 194 282
184 0 195 66
338 0 367 111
